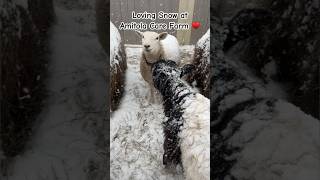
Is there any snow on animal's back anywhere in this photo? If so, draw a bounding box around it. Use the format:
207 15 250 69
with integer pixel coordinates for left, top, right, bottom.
196 29 210 63
110 21 121 68
180 93 210 180
161 34 181 65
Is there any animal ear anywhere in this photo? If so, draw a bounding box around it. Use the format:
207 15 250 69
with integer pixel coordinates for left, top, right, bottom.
134 30 144 37
159 32 168 40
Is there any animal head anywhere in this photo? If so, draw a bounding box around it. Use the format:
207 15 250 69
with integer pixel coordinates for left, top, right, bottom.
135 31 168 54
152 60 195 91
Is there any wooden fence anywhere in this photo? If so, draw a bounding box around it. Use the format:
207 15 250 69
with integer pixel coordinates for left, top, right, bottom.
111 0 210 45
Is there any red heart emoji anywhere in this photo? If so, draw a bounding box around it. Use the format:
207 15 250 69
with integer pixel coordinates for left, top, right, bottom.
192 21 201 29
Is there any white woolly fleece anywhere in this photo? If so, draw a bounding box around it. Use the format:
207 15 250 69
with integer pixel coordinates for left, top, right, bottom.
160 34 181 65
180 93 210 180
110 21 122 68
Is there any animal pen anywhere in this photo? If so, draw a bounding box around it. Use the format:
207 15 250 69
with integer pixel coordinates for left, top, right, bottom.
110 0 211 179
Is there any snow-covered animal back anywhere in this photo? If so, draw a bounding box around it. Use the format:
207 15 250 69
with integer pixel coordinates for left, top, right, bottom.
110 21 122 66
152 60 210 180
110 21 127 111
160 34 181 65
188 29 210 97
180 93 210 180
110 45 189 180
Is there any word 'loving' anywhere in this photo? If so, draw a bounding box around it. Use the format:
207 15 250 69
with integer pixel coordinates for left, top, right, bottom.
131 11 188 20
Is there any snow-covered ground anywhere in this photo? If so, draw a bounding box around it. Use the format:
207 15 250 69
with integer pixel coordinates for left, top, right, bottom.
110 45 194 180
5 1 107 180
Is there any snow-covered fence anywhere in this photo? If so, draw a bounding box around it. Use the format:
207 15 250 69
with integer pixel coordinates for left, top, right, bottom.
211 14 320 179
152 60 210 180
0 0 53 162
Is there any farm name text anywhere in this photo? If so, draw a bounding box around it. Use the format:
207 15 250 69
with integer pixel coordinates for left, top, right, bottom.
119 11 190 30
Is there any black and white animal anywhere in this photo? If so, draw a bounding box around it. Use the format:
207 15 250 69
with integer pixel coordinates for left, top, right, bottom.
135 31 180 103
152 60 210 180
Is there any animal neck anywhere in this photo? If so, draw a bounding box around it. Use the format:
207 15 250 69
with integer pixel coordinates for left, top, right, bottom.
143 54 154 66
143 51 163 66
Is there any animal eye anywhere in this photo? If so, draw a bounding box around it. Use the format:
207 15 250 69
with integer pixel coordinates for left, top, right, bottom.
156 37 159 40
142 36 144 38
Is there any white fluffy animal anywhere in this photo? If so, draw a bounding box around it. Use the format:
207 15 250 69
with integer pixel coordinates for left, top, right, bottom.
152 60 210 180
180 94 210 180
135 31 180 103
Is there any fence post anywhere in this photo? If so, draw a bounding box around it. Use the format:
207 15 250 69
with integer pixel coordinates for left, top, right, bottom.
177 0 195 45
